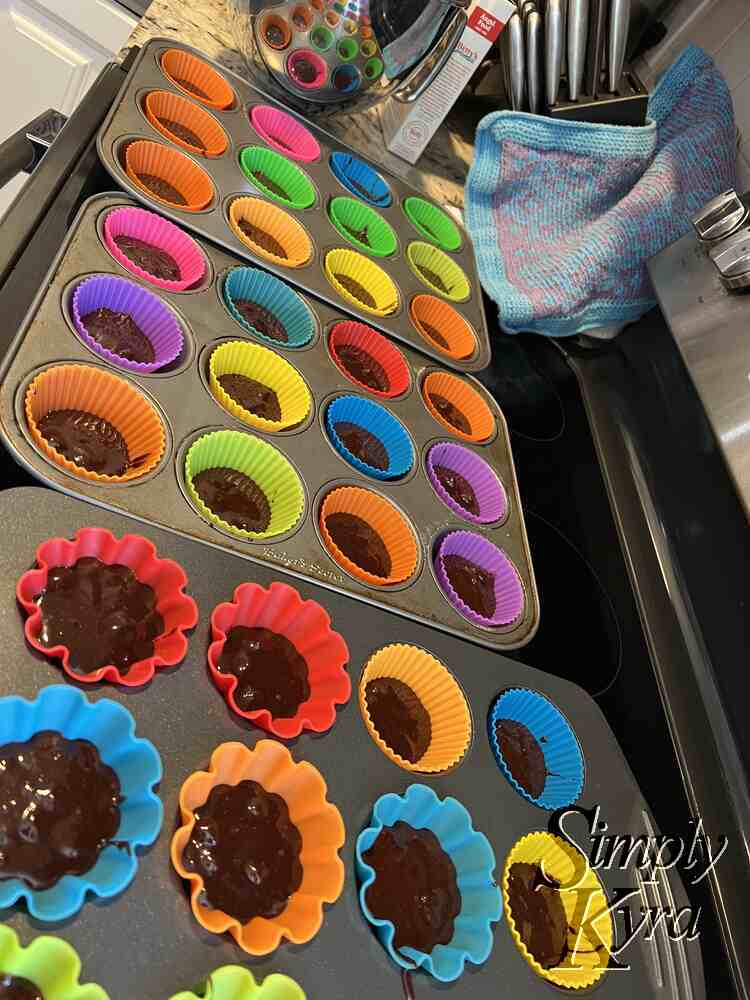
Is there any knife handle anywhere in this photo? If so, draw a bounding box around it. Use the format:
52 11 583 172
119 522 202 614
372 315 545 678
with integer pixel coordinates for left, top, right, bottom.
507 12 527 110
545 0 563 107
526 10 542 114
567 0 589 101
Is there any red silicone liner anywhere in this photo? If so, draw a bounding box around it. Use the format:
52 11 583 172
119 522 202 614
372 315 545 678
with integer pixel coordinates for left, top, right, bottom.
328 321 411 399
208 581 351 738
16 527 198 686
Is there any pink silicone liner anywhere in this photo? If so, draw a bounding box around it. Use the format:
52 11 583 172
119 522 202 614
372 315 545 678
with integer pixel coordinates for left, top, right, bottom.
103 206 207 292
287 49 328 90
434 530 525 627
250 105 321 163
426 441 508 524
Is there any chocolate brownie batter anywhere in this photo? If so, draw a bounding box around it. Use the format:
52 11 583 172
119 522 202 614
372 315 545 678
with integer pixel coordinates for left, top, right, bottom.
420 321 450 350
218 373 281 421
507 862 568 969
443 554 496 619
136 173 187 206
236 220 287 260
264 24 286 48
325 512 391 578
334 273 376 309
363 821 461 952
232 299 288 342
428 393 471 435
251 171 289 201
182 779 303 922
193 467 271 533
292 9 308 28
158 117 205 151
349 177 377 202
343 223 371 247
80 307 155 364
336 344 389 393
172 77 210 100
418 265 450 295
217 626 310 717
494 719 547 799
113 235 181 281
364 677 431 763
37 409 129 476
334 421 388 471
433 465 479 515
268 132 293 151
0 975 43 1000
0 731 121 890
292 57 318 85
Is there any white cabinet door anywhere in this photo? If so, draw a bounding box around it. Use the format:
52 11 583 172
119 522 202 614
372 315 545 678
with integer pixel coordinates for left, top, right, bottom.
0 0 136 215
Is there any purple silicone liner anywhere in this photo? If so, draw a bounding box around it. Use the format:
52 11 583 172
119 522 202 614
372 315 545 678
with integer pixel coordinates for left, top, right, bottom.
435 530 525 627
71 274 184 374
426 442 508 525
103 206 206 292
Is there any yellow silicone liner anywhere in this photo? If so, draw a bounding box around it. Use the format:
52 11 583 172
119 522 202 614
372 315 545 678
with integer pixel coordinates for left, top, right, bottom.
125 139 214 211
324 248 399 317
422 371 496 443
359 644 471 772
229 197 313 268
406 241 471 302
144 90 228 157
209 340 312 432
160 49 235 109
503 832 613 989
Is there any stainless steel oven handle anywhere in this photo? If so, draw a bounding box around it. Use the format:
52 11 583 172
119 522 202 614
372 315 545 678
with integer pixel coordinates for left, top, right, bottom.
0 109 67 191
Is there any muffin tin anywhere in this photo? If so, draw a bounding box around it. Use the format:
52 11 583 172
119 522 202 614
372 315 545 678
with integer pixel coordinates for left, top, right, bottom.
0 193 537 651
0 485 705 998
95 37 491 372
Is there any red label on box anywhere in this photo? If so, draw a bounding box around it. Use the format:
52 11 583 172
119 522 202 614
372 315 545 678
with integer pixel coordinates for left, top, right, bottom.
468 6 504 41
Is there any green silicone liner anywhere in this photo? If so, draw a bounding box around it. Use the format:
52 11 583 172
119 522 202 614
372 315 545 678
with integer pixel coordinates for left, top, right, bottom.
0 925 107 1000
328 197 397 257
337 37 358 61
169 965 305 1000
310 25 334 51
404 196 462 252
364 57 384 81
406 241 471 301
185 429 305 540
238 147 316 210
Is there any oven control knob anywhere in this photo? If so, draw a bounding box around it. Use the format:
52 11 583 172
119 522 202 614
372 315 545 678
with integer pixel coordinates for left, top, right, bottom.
692 189 748 244
708 224 750 290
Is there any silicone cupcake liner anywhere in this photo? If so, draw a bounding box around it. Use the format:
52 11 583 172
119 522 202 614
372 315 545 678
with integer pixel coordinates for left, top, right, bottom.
360 39 378 57
209 340 312 432
290 4 313 30
260 14 292 50
171 740 345 954
324 249 399 317
435 530 525 627
310 24 334 51
160 49 234 109
328 321 410 399
426 441 507 524
503 832 612 989
325 9 339 26
239 147 316 210
331 65 361 95
325 394 414 480
228 197 312 268
125 140 214 212
364 58 384 81
403 197 462 252
169 965 305 1000
407 242 471 301
223 265 315 347
184 429 305 540
0 925 108 1000
71 273 184 373
330 152 392 207
17 526 198 686
145 90 228 156
319 485 418 586
359 644 471 773
0 685 162 921
103 205 206 292
328 197 397 257
489 689 585 810
208 581 350 738
422 371 496 443
337 37 358 61
287 49 327 90
410 295 477 360
355 783 502 982
249 105 321 163
24 363 166 484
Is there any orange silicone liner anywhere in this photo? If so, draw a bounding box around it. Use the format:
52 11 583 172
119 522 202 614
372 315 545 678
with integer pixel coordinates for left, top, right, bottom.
319 486 418 586
160 49 235 109
144 90 228 157
422 371 496 443
228 197 313 268
24 364 166 483
171 740 345 955
261 13 293 50
410 295 477 361
125 140 214 211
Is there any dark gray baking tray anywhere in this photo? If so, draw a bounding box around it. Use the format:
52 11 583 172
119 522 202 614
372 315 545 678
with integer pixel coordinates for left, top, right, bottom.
0 486 704 1000
95 37 492 374
0 193 538 652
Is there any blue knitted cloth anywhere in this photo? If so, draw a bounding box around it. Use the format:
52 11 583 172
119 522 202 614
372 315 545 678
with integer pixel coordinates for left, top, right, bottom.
465 45 737 337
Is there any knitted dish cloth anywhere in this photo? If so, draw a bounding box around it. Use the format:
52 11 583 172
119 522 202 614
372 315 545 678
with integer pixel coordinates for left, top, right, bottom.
465 45 737 337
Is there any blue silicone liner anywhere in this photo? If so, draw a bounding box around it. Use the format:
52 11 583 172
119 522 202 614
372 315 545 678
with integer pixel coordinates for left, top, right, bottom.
488 688 585 810
330 152 392 208
0 685 163 921
325 394 414 480
223 266 316 348
355 783 502 982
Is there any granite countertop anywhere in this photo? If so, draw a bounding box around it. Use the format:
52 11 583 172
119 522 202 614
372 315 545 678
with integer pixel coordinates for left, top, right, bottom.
122 0 475 214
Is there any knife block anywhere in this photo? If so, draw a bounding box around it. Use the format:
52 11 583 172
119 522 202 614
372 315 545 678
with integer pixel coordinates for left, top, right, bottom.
547 68 648 126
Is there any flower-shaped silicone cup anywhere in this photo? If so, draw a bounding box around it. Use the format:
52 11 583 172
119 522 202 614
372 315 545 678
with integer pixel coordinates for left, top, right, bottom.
17 527 198 686
426 441 507 525
208 581 350 738
355 783 502 982
169 965 305 1000
434 530 525 628
171 740 345 955
0 685 162 921
0 925 108 1000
